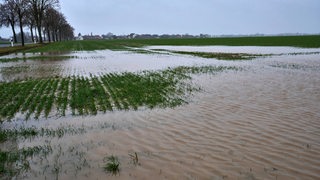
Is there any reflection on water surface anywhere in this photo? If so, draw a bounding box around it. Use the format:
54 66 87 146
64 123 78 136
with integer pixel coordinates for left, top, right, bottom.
0 46 319 179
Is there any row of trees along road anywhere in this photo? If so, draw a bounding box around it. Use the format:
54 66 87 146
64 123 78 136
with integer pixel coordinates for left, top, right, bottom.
0 0 74 46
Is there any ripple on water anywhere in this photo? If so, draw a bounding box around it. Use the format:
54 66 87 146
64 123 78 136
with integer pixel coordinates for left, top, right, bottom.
1 47 320 179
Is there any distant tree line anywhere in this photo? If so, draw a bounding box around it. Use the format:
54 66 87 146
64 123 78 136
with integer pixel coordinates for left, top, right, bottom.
0 0 74 46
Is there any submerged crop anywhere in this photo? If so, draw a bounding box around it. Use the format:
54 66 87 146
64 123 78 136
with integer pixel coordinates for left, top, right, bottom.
0 145 52 178
0 55 77 63
0 66 238 121
153 49 265 60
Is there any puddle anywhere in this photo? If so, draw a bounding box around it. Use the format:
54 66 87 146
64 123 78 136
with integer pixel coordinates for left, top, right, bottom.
1 46 320 179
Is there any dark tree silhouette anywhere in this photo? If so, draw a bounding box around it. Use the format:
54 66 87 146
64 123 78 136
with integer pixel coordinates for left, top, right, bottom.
5 0 29 46
0 1 18 43
28 0 60 43
1 0 74 44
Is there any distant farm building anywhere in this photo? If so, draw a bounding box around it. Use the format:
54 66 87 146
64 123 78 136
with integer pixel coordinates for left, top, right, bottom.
82 35 102 40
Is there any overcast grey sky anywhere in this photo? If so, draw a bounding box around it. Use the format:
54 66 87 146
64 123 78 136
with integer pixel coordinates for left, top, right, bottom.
1 0 320 38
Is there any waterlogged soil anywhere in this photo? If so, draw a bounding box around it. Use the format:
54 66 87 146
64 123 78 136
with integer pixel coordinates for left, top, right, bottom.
148 45 320 54
0 50 233 82
1 46 320 179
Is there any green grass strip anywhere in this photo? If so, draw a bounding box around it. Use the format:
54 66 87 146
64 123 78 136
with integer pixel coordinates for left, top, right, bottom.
0 44 44 56
1 35 319 57
22 35 320 54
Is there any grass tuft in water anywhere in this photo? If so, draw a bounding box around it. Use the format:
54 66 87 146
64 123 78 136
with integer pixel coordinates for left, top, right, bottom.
104 155 120 175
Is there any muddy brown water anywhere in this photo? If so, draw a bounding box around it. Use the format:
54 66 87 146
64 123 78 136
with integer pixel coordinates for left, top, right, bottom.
0 50 229 82
1 46 320 179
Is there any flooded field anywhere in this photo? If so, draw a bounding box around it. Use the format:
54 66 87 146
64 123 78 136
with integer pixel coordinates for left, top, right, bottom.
147 45 320 54
1 46 320 179
0 50 232 82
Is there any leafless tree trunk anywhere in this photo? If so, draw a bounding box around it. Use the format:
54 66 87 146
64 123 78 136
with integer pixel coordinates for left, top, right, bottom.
43 28 46 42
30 24 34 42
46 26 51 42
0 2 18 43
5 0 29 46
10 19 17 43
34 26 38 42
18 12 25 46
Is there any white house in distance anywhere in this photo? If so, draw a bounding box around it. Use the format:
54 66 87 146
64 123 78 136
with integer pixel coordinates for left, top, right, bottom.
76 33 102 40
76 33 84 40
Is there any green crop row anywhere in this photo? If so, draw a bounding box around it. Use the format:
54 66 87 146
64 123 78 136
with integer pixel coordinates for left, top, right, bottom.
0 66 238 121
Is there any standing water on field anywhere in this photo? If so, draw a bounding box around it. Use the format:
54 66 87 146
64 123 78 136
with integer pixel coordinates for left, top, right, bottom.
0 46 320 179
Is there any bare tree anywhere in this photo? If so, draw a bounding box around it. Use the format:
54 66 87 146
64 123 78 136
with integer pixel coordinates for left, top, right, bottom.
44 6 59 42
5 0 29 46
60 22 74 40
57 20 74 41
28 0 59 43
1 0 73 44
25 7 36 42
43 7 74 42
55 12 74 41
0 1 18 43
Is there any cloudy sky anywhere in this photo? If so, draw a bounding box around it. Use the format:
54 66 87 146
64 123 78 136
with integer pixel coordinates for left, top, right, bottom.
1 0 320 38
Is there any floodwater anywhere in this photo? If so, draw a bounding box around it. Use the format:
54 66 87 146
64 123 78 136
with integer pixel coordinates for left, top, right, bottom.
148 45 320 54
1 46 320 179
0 50 230 82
